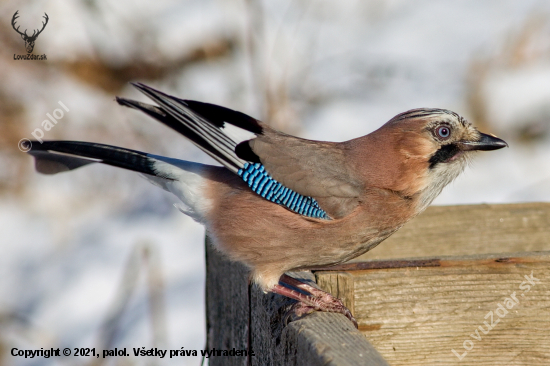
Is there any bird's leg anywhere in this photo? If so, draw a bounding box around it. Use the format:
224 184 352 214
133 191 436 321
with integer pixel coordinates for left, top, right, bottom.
279 275 356 325
280 274 344 305
272 275 358 328
271 285 321 319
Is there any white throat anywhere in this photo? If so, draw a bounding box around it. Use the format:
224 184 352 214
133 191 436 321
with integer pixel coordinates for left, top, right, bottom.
416 156 469 214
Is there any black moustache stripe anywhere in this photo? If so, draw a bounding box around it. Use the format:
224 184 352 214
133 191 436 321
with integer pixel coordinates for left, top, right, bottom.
429 143 461 169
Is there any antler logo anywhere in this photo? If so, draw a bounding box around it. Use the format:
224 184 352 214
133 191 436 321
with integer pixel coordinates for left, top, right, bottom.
12 10 49 54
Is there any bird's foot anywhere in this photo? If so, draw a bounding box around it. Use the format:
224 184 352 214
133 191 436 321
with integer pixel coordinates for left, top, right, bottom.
282 295 358 328
312 297 358 328
273 275 358 328
326 302 358 328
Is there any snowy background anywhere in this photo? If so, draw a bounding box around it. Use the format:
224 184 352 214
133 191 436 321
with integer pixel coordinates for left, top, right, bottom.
2 0 550 365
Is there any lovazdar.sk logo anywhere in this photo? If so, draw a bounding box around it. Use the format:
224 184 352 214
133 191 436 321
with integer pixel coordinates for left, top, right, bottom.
12 10 48 60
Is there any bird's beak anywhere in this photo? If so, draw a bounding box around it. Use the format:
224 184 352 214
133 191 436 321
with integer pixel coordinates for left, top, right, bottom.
456 132 508 151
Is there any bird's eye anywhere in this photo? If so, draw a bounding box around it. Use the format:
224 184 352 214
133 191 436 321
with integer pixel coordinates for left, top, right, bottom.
436 125 451 139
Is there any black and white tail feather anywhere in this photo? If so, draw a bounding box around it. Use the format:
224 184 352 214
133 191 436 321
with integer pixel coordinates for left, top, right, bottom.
26 83 331 220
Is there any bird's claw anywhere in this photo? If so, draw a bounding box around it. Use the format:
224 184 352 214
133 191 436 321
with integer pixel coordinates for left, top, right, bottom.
283 299 358 328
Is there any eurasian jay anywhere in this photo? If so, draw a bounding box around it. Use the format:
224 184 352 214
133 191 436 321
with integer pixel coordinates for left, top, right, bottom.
25 83 507 327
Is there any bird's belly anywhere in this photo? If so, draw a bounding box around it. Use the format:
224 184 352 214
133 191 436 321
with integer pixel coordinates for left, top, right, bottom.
206 177 413 276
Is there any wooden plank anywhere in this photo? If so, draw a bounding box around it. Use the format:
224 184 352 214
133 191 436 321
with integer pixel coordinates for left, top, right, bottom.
315 271 355 315
205 237 250 366
315 252 550 365
206 239 389 365
353 202 550 261
276 311 389 366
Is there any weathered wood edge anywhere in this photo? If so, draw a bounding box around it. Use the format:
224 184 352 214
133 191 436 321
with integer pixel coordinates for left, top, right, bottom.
353 202 550 261
205 236 249 366
205 237 389 366
311 250 550 272
275 311 389 366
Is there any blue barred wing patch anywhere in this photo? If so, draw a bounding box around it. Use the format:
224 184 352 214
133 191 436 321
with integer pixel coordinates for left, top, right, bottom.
237 162 330 219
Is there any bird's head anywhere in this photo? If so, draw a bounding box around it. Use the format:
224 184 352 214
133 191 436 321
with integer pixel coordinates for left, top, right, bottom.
392 108 506 162
354 108 507 213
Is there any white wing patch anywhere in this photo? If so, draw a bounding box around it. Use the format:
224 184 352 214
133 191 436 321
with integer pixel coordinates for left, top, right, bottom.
221 122 257 144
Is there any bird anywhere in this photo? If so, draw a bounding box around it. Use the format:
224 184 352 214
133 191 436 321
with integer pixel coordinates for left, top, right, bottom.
25 83 507 327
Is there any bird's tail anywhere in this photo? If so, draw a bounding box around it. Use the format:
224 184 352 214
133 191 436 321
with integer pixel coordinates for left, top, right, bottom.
26 140 176 179
26 140 212 221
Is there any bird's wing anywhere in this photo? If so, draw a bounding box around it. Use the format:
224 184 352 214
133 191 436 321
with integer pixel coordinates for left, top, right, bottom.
117 84 261 174
246 132 362 198
245 133 364 218
118 83 363 218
